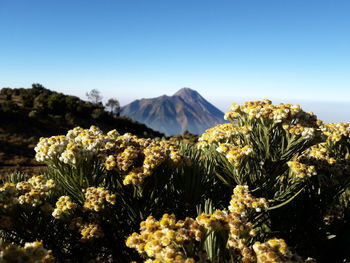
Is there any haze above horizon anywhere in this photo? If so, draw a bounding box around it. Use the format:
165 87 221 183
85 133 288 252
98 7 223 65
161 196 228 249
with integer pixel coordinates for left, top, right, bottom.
1 0 349 122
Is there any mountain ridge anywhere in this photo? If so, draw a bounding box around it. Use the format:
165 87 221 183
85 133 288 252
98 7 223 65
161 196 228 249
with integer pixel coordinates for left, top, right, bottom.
121 88 226 136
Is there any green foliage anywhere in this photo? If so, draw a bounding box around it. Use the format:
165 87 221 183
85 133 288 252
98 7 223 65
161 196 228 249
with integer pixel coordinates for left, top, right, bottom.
47 93 66 114
0 100 18 113
91 108 105 119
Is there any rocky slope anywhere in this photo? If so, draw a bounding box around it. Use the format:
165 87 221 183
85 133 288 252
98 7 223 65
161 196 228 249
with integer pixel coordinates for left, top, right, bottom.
121 88 226 136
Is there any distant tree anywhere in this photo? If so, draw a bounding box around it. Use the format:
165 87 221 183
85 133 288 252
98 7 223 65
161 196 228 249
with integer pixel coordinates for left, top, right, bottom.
31 83 48 97
106 98 120 116
32 83 45 90
86 89 103 104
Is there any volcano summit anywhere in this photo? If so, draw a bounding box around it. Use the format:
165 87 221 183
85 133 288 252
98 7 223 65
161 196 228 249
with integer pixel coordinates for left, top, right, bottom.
121 88 226 136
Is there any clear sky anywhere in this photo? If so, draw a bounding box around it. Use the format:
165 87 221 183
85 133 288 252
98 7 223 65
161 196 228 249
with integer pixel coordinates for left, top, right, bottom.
1 0 349 121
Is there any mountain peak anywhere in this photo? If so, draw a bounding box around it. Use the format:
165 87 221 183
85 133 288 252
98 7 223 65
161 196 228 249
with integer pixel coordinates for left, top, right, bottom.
174 87 200 97
121 88 226 136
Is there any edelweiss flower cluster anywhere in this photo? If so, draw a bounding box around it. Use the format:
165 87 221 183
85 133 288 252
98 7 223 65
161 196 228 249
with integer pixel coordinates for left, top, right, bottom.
197 186 302 263
291 142 350 178
197 212 259 262
35 126 106 164
0 175 56 209
28 175 56 190
225 185 268 262
52 195 77 219
35 126 183 185
196 205 259 262
226 212 257 262
287 161 317 178
321 123 350 142
282 124 316 140
69 217 104 242
17 188 45 207
228 186 309 262
34 135 66 163
0 183 18 209
127 185 311 263
217 144 253 167
253 238 307 263
126 214 205 262
83 186 116 212
196 209 228 230
224 100 312 123
103 135 182 185
223 100 320 140
127 185 271 263
0 241 54 263
306 143 334 163
197 123 251 148
229 185 268 214
80 222 104 242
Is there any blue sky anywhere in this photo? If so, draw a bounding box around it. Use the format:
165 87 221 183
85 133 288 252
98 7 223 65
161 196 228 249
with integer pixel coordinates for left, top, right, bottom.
1 0 349 121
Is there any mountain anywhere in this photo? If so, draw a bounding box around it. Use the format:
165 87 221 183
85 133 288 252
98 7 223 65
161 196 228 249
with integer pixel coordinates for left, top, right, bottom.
0 85 163 171
121 88 226 136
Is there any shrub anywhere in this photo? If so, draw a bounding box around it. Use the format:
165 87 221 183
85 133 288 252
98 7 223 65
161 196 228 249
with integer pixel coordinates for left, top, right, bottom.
47 94 66 115
0 100 349 262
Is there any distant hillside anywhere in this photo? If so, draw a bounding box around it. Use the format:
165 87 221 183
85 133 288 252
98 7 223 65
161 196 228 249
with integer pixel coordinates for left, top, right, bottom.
0 84 163 168
121 88 226 136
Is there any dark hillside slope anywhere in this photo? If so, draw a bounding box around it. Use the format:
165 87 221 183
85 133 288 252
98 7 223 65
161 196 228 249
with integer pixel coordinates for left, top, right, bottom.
0 85 163 168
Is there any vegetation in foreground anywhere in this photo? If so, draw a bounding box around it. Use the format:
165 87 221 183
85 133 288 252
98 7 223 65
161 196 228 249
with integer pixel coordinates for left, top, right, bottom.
1 100 350 262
